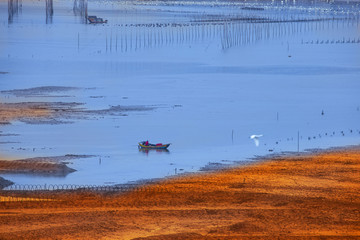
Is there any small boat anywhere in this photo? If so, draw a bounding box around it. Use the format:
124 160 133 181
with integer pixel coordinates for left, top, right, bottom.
138 141 171 149
87 15 108 24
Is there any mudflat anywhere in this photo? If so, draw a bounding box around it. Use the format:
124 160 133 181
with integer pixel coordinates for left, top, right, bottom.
0 147 359 239
0 102 51 125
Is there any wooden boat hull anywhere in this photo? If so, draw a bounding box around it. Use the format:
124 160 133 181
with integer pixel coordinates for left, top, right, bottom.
87 16 108 24
138 143 171 149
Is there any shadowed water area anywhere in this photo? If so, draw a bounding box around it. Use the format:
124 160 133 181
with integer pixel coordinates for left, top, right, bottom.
0 0 359 186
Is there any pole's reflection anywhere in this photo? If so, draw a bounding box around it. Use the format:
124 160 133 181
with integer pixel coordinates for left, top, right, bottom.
8 0 21 23
73 0 88 24
45 0 53 24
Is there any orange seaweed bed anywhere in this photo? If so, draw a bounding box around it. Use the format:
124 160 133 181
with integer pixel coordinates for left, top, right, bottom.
0 147 360 239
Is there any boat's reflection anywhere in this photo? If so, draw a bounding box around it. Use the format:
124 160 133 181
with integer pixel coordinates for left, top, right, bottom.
139 148 170 155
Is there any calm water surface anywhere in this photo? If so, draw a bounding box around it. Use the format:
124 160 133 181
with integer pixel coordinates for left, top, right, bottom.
0 0 359 185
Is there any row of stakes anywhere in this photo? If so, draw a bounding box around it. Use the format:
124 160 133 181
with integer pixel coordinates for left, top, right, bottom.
266 129 360 152
302 38 360 44
95 17 358 53
1 184 172 192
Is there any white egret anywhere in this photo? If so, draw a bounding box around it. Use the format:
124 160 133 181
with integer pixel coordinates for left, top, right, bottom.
250 134 263 147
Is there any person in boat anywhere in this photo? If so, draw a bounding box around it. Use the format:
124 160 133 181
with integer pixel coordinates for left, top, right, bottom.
145 140 149 146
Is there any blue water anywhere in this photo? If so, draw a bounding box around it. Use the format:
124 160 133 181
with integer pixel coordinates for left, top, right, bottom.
0 0 359 185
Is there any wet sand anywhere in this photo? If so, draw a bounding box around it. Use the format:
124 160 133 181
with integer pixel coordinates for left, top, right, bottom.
0 92 155 125
0 159 75 177
0 146 359 239
0 102 51 125
0 155 96 178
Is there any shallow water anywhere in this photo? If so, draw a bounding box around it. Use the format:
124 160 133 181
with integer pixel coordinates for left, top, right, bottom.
0 0 359 185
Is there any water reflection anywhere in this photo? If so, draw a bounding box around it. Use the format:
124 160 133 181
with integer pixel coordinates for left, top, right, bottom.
73 0 88 24
45 0 53 24
8 0 21 23
7 0 88 24
139 148 170 155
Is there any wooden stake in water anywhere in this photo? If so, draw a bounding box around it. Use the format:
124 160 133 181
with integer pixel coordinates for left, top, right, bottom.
77 32 79 51
297 131 300 153
287 41 290 53
116 34 118 52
